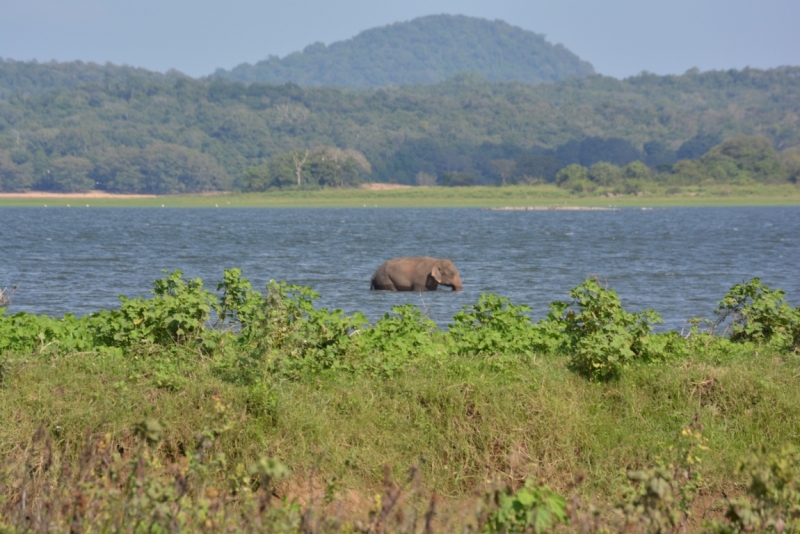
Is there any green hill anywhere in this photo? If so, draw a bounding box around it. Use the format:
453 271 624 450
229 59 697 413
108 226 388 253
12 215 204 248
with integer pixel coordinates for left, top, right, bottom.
212 15 594 87
0 58 186 100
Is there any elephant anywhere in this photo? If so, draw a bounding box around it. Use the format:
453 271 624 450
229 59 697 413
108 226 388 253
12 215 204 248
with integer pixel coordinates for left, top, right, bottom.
370 257 463 291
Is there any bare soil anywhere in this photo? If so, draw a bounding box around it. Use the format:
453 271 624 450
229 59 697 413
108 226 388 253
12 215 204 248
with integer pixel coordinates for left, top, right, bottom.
358 183 415 190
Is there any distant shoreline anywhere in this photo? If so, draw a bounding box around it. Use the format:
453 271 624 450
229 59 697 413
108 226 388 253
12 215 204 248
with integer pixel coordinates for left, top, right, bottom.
487 206 618 211
0 191 157 199
1 185 798 208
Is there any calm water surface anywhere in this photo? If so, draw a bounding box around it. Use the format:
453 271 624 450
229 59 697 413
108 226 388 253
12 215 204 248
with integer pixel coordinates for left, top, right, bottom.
1 207 798 331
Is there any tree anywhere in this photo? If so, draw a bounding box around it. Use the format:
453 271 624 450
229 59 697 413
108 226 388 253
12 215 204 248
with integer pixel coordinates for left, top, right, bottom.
779 146 800 183
137 144 231 194
643 141 676 168
556 164 589 186
415 171 437 186
670 159 707 184
588 162 622 186
556 137 642 168
622 161 652 181
513 155 561 183
290 150 309 187
93 147 144 193
237 165 272 192
238 147 372 190
307 147 371 187
489 159 516 186
37 156 95 192
677 133 722 160
0 151 34 191
701 136 782 183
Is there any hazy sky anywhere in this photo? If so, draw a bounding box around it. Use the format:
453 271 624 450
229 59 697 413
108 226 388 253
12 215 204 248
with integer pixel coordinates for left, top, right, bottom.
2 0 798 79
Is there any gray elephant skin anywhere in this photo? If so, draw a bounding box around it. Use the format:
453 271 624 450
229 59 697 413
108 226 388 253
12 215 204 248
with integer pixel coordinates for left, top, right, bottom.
370 257 463 291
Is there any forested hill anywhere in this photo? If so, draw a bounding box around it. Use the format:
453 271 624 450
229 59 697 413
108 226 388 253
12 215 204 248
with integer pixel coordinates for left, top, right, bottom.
0 58 187 100
212 15 595 87
1 67 799 193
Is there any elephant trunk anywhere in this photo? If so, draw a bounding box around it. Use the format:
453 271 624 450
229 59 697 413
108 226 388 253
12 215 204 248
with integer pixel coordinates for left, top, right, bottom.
451 275 463 291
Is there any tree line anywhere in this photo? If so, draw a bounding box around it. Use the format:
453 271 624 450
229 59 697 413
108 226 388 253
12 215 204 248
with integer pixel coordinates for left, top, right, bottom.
1 64 799 193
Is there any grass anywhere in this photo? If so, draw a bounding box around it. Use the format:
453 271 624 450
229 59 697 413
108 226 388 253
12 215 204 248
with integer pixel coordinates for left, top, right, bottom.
1 183 799 208
2 341 798 504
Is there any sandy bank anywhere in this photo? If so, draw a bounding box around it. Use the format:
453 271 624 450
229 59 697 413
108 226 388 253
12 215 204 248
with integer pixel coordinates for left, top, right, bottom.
358 183 414 190
0 191 157 199
488 206 618 211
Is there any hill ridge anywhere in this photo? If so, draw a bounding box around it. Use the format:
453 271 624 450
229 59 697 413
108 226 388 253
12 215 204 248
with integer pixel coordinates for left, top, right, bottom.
213 14 594 87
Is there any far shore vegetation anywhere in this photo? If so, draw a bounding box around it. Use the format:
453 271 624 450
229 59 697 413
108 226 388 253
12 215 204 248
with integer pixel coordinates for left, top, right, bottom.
2 62 800 198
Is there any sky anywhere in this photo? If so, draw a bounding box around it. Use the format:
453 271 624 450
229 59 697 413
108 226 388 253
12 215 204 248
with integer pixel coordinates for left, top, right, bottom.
1 0 799 80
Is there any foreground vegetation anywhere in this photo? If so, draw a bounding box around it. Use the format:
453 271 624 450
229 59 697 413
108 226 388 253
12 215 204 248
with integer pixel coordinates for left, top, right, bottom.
1 269 799 531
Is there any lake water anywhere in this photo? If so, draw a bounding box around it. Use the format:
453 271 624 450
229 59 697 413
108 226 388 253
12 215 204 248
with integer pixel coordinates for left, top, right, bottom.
1 206 798 331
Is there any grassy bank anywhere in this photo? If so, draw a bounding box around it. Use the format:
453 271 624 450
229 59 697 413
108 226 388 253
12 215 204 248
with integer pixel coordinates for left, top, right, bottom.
1 183 799 208
3 342 798 497
1 271 799 531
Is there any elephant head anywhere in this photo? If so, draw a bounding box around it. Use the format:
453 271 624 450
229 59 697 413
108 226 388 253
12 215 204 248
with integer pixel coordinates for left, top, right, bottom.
431 259 462 291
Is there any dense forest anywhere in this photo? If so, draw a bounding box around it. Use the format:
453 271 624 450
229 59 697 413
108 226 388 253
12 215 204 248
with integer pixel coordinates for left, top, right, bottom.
1 63 799 193
0 58 185 100
213 15 595 87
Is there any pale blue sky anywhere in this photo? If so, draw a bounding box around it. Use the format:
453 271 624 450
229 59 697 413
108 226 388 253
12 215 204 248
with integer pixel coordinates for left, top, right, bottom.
1 0 798 79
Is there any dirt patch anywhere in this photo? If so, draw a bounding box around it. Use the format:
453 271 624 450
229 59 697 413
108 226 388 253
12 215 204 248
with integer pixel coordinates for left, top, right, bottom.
359 183 415 191
0 190 157 199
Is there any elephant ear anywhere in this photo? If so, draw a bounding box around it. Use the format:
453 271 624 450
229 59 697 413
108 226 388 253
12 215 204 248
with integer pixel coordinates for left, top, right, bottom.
431 264 443 284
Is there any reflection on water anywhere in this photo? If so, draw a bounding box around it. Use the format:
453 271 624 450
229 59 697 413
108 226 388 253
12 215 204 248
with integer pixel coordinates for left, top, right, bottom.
1 206 798 331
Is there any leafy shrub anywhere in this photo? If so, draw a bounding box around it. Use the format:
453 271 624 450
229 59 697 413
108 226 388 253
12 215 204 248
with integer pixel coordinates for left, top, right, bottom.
245 281 367 377
620 417 708 533
91 270 215 349
712 277 800 350
710 444 800 533
549 279 666 381
638 331 690 362
449 294 536 357
480 480 567 533
0 309 96 354
214 267 264 332
357 304 440 376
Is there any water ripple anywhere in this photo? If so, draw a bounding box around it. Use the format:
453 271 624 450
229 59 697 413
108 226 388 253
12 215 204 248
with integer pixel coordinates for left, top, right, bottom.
1 206 799 331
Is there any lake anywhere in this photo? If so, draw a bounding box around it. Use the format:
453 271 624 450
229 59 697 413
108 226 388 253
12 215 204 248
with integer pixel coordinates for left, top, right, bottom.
1 206 798 331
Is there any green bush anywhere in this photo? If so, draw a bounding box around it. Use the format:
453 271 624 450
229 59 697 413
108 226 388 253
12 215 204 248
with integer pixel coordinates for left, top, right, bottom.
357 304 440 376
244 280 367 377
2 271 796 387
449 293 536 357
712 277 800 350
549 279 666 381
480 480 567 533
710 444 800 533
0 309 96 354
93 270 215 348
